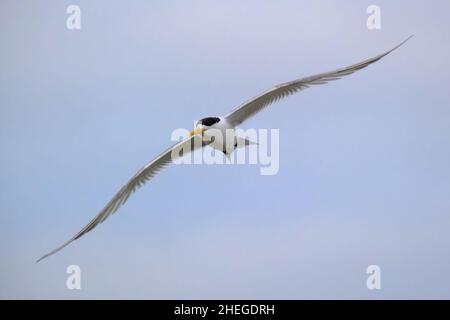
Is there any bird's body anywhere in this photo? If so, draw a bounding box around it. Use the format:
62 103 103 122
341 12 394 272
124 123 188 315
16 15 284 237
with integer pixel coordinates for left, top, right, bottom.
197 117 235 154
37 36 413 262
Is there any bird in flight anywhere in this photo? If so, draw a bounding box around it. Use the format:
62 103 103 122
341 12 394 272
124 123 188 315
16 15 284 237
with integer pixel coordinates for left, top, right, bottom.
37 36 412 262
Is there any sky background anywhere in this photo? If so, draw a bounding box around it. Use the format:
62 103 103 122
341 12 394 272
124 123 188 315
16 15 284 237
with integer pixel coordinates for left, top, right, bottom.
1 0 450 299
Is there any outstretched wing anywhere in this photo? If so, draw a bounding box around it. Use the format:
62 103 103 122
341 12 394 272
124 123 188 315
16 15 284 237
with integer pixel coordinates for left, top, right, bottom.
225 36 413 126
37 135 204 262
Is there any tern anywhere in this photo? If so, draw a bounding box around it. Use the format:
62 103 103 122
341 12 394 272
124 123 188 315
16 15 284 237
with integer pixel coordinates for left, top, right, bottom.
37 36 412 262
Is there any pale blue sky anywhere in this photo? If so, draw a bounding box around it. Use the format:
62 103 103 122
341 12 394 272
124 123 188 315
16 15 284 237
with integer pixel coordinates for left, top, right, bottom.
1 0 450 299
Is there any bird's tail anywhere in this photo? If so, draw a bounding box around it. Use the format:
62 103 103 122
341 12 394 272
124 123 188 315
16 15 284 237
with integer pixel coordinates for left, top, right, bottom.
236 136 258 147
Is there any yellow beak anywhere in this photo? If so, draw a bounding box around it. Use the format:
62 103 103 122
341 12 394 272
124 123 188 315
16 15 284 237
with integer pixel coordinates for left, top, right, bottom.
189 128 205 137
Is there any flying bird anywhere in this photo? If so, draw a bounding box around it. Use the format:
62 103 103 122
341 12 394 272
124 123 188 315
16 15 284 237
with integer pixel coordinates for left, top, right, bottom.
37 36 412 262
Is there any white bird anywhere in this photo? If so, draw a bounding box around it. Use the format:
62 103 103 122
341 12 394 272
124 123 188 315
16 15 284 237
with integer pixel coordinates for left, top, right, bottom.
37 36 412 262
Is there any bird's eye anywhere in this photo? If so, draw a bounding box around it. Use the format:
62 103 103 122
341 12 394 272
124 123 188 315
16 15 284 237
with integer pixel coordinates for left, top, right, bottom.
200 117 220 126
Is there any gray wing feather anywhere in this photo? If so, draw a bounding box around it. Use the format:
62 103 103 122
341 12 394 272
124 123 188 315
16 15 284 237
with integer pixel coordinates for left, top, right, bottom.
225 36 413 126
37 135 204 262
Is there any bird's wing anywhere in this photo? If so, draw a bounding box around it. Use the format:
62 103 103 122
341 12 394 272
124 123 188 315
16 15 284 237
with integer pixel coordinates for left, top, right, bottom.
37 135 204 262
225 36 413 126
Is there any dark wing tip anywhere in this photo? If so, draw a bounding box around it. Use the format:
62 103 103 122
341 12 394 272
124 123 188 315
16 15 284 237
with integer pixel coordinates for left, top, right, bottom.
391 34 414 52
36 238 75 263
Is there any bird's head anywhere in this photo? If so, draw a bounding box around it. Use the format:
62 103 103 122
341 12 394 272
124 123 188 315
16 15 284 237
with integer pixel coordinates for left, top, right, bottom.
190 117 222 136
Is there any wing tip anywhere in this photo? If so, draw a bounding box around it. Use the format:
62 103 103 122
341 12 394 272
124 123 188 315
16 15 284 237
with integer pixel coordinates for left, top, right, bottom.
36 252 51 263
36 255 47 263
36 238 75 263
388 34 414 54
399 34 414 46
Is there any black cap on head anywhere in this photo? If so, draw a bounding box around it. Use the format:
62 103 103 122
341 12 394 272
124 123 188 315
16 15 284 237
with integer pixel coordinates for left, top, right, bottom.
199 117 220 126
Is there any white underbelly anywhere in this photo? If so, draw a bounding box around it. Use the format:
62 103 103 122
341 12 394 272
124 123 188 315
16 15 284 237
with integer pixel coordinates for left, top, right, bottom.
203 119 235 153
